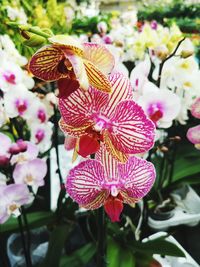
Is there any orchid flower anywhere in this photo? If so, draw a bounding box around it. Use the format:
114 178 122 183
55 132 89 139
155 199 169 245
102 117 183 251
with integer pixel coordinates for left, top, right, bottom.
187 125 200 150
0 184 33 224
0 133 12 165
13 159 47 187
29 35 115 94
30 122 53 152
4 86 36 119
11 141 39 165
59 73 155 162
138 83 181 128
191 97 200 119
66 147 155 222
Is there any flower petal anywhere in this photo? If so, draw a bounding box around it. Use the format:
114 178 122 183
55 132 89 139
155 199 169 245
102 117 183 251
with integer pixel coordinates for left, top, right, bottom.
66 54 89 90
118 156 156 203
187 125 200 144
49 35 83 56
59 87 109 132
66 159 109 209
29 45 68 81
191 97 200 119
59 118 90 137
78 135 100 157
84 60 112 93
107 100 155 155
57 78 80 99
64 136 77 150
105 73 133 117
83 43 115 74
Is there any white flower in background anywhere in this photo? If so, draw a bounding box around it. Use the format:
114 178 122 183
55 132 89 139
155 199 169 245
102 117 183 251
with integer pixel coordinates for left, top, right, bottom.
0 184 33 224
138 82 181 128
177 38 195 58
13 159 47 187
4 86 36 119
0 98 7 127
30 122 53 152
6 6 28 24
27 101 48 125
0 173 7 185
0 35 27 66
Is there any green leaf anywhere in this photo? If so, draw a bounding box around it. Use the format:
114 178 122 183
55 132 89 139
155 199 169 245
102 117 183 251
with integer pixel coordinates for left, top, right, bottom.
40 223 73 267
0 211 55 233
59 242 96 267
107 238 135 267
132 238 185 257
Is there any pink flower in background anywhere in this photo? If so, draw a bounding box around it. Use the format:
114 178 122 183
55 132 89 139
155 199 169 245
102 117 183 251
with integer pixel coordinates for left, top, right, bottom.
0 133 12 165
13 158 47 187
191 97 200 119
66 147 155 222
11 141 39 165
0 184 33 224
59 73 155 162
187 125 200 150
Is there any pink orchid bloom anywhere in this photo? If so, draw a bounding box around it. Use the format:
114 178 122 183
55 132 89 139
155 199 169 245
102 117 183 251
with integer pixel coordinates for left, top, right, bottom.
66 147 155 222
0 133 12 165
0 184 33 224
191 97 200 119
13 159 47 187
10 141 39 165
59 73 155 162
187 125 200 150
29 35 114 94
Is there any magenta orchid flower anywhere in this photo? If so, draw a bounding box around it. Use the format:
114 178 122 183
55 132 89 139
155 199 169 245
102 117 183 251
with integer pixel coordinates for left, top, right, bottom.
13 159 47 187
187 125 200 150
59 73 155 162
66 146 155 222
0 184 33 224
29 35 114 93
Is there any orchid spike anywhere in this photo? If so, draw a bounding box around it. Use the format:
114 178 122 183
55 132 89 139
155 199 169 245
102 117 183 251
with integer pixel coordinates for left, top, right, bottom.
59 73 155 162
29 35 114 93
66 147 156 222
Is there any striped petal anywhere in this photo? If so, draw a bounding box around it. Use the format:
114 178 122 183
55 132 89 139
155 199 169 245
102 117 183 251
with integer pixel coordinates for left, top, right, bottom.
83 43 115 74
66 54 89 90
96 144 119 182
49 35 83 56
107 100 155 155
66 159 109 209
103 131 128 163
29 45 68 81
59 118 91 137
105 73 133 117
118 156 156 204
59 87 109 130
84 60 112 93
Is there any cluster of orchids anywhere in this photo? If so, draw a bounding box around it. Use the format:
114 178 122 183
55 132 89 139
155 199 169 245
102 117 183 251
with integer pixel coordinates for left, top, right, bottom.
27 34 156 222
0 35 54 224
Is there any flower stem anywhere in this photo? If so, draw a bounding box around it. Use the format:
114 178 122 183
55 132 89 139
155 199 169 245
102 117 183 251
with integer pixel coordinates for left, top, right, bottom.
96 207 107 267
18 215 32 267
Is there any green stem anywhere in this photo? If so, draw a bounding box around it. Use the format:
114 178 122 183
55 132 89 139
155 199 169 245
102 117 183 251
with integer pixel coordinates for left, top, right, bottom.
96 208 107 267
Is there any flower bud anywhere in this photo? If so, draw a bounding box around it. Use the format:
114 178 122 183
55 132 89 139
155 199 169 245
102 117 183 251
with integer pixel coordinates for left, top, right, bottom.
21 31 46 47
154 45 169 60
97 21 108 34
0 156 9 166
